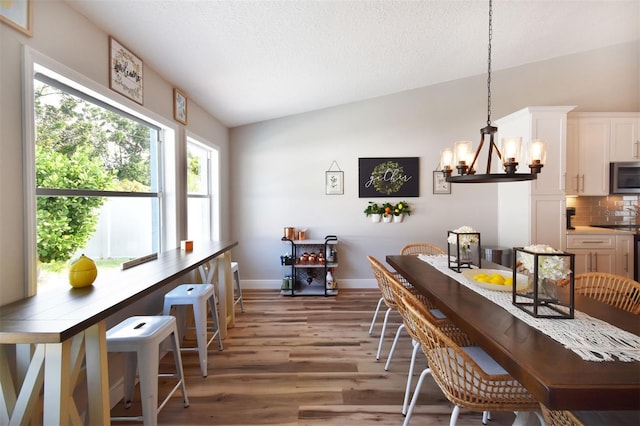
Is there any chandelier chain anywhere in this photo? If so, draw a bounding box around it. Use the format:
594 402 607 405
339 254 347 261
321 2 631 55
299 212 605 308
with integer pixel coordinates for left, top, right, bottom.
486 0 493 126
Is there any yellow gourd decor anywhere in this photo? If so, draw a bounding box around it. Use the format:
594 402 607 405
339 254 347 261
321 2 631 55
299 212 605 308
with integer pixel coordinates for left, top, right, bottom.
69 254 98 287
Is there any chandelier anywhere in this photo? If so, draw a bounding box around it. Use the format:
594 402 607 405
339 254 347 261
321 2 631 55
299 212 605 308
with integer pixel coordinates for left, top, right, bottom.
440 0 546 183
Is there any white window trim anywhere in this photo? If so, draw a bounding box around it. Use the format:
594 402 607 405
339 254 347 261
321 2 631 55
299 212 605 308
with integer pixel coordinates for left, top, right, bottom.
22 46 179 295
186 132 221 242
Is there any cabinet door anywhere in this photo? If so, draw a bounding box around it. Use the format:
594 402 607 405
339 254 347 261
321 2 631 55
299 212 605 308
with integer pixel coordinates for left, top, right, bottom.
616 235 633 278
565 119 579 195
572 249 615 273
591 250 616 273
610 117 640 161
571 249 591 275
577 119 610 195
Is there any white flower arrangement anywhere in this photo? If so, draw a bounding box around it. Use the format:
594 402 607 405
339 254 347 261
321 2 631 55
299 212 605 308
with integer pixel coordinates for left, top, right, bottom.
447 225 479 247
518 244 572 281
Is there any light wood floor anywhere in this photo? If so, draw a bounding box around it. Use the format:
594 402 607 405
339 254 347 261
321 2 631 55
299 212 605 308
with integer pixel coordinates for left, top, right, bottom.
112 289 529 425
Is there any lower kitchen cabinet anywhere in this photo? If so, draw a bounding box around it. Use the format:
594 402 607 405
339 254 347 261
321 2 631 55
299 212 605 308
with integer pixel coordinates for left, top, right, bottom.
566 233 633 277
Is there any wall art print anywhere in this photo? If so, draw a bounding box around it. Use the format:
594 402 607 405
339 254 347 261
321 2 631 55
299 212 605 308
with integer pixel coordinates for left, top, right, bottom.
358 157 419 198
0 0 31 36
109 37 143 104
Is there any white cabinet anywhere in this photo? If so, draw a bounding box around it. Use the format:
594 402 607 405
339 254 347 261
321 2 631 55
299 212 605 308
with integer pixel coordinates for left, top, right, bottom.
610 115 640 161
566 233 618 275
495 106 575 250
566 232 634 277
566 116 610 195
615 234 634 279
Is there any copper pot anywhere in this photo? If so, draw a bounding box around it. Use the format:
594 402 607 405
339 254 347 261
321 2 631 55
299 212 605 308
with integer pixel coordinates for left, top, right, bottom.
284 227 295 240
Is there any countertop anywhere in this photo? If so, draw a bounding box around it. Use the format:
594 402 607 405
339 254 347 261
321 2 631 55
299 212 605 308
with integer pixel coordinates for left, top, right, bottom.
566 226 635 235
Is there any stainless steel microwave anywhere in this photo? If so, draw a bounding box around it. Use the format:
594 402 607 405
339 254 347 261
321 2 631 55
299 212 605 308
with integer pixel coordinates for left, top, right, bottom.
610 162 640 194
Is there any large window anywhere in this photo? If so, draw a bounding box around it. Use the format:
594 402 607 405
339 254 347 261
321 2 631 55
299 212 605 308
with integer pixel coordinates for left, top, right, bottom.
187 137 219 242
33 69 163 288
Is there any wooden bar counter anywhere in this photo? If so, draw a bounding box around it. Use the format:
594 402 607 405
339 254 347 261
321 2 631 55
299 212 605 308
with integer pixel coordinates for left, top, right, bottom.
0 240 237 425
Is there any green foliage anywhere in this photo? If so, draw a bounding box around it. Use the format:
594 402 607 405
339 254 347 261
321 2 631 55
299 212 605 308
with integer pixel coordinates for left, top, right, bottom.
36 147 114 264
363 201 384 216
34 80 151 265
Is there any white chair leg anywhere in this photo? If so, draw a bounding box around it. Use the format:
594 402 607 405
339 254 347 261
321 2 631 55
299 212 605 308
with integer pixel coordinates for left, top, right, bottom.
368 297 384 335
168 327 189 408
384 323 405 371
193 296 208 377
402 340 420 415
403 367 431 426
482 411 490 424
207 293 224 351
449 405 461 426
233 268 245 312
375 307 391 360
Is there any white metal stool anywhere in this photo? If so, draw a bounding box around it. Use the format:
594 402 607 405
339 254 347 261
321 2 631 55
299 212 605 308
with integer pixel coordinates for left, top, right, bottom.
106 315 189 426
162 283 223 377
231 261 245 312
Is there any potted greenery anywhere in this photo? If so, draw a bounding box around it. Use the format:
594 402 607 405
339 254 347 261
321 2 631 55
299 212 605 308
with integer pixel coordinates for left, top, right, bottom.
382 202 394 222
392 201 411 222
364 202 384 222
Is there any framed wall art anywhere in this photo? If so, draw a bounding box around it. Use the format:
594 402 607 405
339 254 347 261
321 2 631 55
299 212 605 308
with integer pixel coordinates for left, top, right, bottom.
109 37 143 104
326 171 344 195
0 0 32 36
433 170 451 194
325 160 343 195
358 157 419 198
173 88 188 125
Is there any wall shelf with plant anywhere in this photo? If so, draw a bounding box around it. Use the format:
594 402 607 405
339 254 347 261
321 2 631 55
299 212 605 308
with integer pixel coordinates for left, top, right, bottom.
363 201 411 223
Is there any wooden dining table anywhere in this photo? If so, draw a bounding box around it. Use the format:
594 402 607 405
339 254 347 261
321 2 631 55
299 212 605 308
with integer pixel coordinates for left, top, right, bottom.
0 240 237 425
386 255 640 412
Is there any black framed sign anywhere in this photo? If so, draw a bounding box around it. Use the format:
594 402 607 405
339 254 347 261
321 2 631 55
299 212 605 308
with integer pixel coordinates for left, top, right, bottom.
358 157 419 197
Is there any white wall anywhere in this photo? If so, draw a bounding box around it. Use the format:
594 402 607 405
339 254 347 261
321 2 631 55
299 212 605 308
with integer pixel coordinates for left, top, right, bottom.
0 1 229 305
230 41 640 289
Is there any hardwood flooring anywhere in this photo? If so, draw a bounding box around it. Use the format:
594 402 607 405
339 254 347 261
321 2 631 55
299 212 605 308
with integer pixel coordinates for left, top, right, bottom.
111 289 528 425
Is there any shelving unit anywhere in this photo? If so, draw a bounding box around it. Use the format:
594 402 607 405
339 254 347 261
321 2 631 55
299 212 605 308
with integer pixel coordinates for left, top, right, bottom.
280 235 338 296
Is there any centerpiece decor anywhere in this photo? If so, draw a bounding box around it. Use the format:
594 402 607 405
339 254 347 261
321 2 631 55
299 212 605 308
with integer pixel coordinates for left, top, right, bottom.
447 226 481 272
512 245 575 319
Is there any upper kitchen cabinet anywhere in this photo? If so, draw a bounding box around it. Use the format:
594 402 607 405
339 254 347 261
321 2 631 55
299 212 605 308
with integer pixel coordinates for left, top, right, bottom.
495 106 575 250
610 114 640 161
566 114 610 196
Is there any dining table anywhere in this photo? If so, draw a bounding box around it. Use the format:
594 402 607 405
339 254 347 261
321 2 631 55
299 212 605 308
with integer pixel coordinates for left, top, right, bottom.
386 254 640 414
0 240 237 425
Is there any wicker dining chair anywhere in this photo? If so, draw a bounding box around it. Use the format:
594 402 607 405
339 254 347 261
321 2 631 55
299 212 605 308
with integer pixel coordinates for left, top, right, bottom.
572 272 640 314
401 243 446 257
383 267 475 417
402 290 542 426
539 404 585 426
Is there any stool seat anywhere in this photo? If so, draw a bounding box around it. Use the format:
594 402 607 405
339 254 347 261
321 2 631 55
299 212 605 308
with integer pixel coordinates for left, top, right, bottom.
107 315 189 426
163 283 223 377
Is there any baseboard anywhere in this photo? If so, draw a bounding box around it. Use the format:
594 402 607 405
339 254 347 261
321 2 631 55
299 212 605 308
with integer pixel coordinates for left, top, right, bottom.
239 278 377 290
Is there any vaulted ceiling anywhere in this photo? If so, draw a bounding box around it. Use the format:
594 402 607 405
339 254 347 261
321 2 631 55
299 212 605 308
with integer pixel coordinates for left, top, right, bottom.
65 0 640 127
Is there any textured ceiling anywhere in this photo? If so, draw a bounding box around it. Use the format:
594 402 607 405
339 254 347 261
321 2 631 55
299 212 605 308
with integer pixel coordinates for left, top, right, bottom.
65 0 640 127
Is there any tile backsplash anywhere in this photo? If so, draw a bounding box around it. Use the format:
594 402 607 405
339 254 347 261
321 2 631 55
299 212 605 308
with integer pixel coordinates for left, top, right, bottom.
567 195 639 226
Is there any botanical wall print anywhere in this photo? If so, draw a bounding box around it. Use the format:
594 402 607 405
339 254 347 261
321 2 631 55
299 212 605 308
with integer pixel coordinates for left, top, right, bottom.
0 0 32 36
109 37 143 104
173 88 188 124
358 157 419 197
433 170 451 194
325 160 343 195
325 171 343 195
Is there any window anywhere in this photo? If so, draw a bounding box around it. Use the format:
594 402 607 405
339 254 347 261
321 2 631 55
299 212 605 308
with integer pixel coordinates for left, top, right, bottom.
187 137 219 242
30 63 166 289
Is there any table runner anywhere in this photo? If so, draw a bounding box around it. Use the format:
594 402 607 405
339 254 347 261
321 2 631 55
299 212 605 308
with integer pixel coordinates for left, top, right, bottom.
418 254 640 362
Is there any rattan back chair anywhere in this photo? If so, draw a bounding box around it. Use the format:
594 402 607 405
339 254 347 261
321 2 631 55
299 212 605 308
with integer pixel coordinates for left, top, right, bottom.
573 272 640 314
367 256 402 360
402 290 541 426
384 267 474 416
400 243 447 257
539 404 584 426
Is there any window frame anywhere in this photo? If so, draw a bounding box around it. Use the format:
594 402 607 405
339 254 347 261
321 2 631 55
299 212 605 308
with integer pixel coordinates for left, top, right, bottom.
186 134 221 242
22 46 178 295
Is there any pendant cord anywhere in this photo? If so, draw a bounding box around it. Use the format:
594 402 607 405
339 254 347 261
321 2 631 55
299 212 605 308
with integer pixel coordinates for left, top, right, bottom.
486 0 493 126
